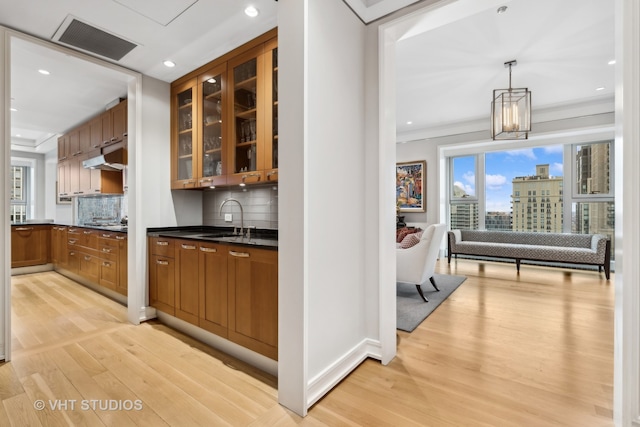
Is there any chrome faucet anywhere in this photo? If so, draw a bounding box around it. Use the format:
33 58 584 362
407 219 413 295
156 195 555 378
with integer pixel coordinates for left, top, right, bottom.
219 198 244 236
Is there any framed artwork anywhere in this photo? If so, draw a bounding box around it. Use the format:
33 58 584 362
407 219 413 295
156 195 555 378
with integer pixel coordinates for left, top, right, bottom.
396 160 426 212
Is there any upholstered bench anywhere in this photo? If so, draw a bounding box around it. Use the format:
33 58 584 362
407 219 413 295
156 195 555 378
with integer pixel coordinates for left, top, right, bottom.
447 230 611 279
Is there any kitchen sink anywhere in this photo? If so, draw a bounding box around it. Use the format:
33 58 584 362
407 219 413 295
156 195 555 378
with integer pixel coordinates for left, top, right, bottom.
202 233 239 239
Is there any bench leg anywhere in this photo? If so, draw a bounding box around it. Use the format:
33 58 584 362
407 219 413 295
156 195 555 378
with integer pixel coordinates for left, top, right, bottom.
516 259 521 273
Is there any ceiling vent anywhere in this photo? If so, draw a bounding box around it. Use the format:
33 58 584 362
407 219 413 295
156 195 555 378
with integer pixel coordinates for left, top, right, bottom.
52 16 137 61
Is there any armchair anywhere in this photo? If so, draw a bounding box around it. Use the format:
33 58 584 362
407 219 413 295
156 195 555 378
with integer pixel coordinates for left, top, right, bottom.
396 223 447 302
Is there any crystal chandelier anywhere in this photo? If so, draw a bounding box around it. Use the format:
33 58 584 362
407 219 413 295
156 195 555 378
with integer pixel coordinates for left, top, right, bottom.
491 60 531 140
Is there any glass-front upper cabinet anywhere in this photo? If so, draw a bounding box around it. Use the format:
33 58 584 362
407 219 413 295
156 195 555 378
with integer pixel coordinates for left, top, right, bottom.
229 48 262 185
198 64 227 188
266 41 278 183
172 79 197 189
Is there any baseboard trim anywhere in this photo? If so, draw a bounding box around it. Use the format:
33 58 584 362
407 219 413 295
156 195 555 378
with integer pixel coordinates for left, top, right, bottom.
155 311 278 377
11 263 54 275
307 338 382 409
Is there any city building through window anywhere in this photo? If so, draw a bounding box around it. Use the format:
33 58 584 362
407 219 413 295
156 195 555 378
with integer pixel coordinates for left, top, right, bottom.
449 141 614 259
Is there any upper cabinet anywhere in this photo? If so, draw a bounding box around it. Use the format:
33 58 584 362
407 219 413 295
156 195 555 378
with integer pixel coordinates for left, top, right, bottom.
171 29 277 190
57 100 127 197
171 79 198 189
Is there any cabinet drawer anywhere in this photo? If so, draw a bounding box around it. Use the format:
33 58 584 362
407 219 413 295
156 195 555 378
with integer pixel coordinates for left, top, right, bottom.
150 237 175 256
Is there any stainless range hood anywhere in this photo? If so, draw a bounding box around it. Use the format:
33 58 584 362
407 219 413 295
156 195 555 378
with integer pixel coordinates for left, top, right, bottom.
83 148 125 171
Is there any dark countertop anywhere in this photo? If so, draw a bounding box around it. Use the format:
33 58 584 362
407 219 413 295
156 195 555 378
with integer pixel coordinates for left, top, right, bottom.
148 226 278 249
11 222 128 233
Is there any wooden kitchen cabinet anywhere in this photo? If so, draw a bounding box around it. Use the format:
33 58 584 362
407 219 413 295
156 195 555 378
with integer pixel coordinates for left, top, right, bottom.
98 231 127 294
117 233 128 296
170 29 277 190
11 225 51 268
175 239 200 324
199 241 228 337
149 237 177 315
56 101 127 198
147 235 277 359
227 246 278 360
171 79 198 189
101 99 128 148
51 226 68 266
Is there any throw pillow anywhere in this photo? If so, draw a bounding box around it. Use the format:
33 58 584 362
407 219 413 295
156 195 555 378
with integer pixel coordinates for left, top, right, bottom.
399 231 423 249
396 227 422 243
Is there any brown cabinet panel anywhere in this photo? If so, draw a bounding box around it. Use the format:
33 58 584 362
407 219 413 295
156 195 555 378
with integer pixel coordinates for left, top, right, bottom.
117 234 128 296
175 240 200 324
149 237 176 314
11 225 50 268
227 246 278 360
149 254 176 315
199 242 228 337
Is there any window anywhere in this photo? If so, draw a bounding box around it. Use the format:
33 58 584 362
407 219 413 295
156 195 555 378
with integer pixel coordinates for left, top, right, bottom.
10 165 30 222
449 156 478 230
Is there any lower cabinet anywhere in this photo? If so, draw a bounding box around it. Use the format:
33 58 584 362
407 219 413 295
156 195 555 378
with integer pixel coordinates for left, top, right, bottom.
56 227 128 297
11 225 51 268
148 236 278 359
227 246 278 360
51 226 68 267
199 241 228 338
149 237 176 315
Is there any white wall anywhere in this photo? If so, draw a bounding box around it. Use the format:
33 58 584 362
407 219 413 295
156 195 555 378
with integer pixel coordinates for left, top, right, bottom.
278 0 373 415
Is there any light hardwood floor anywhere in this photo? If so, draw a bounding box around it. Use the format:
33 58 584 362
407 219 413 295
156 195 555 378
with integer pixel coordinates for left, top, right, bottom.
2 259 613 426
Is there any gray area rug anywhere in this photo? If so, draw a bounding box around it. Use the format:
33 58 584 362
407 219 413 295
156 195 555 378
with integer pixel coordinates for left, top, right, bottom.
397 274 467 332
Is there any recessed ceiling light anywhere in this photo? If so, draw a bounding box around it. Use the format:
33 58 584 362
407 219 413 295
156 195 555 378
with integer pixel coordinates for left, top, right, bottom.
406 121 413 125
244 6 259 17
497 6 508 14
38 69 50 75
608 60 616 65
15 134 21 137
596 87 605 91
163 60 176 68
10 107 17 112
207 78 217 83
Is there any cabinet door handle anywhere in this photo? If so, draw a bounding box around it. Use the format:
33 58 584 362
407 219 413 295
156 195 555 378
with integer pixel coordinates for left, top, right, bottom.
102 262 111 267
156 241 169 246
102 233 113 238
102 248 112 253
229 250 250 258
14 227 33 231
111 137 117 142
267 170 278 180
69 251 76 256
156 260 169 265
241 173 261 184
181 244 196 250
199 247 217 253
84 256 92 261
68 239 78 244
116 236 126 240
123 132 128 137
84 231 92 234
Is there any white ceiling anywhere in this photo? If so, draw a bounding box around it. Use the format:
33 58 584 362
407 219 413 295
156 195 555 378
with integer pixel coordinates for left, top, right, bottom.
2 0 615 153
395 0 615 141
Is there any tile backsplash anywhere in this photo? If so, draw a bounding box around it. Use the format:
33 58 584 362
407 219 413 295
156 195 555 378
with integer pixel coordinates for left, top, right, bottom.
203 185 278 230
77 195 126 225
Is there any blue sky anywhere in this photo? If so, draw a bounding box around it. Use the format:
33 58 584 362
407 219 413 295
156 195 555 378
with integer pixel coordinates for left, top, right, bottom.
453 146 564 213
